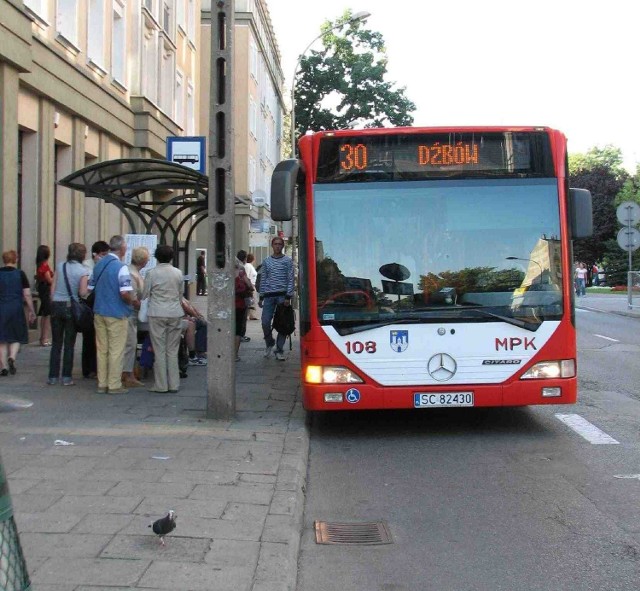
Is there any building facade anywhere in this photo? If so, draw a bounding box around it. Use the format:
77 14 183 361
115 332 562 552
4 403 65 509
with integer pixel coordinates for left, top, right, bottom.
1 0 202 280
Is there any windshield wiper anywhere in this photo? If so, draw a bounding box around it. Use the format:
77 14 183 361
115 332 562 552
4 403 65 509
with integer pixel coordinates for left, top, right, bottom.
325 306 542 336
328 318 407 336
462 307 542 332
326 314 447 336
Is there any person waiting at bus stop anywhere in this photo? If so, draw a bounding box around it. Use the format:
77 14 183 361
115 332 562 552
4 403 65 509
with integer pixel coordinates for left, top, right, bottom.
258 236 294 361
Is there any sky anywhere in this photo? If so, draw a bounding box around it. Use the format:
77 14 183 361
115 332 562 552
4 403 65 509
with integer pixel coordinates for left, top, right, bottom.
265 0 639 172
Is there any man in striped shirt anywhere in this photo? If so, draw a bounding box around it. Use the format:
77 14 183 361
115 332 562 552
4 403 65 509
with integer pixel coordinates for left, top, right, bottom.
258 237 295 361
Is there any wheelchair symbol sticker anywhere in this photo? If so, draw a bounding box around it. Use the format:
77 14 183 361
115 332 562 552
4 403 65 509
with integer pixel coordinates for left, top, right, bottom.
345 388 361 404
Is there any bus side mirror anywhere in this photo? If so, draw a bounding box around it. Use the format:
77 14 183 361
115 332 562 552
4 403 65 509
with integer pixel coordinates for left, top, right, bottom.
270 159 305 221
569 188 593 239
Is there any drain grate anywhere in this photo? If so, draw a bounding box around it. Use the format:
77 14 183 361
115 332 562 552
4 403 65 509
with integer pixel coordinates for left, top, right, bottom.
314 520 393 545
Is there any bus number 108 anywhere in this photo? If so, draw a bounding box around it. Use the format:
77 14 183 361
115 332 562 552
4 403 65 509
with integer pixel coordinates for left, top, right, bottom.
345 340 376 354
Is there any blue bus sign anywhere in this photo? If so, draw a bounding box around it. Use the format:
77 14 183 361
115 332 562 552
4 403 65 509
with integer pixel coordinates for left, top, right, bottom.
167 136 206 173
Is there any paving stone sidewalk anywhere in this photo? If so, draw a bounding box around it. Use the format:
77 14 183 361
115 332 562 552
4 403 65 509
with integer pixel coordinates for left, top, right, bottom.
0 314 307 591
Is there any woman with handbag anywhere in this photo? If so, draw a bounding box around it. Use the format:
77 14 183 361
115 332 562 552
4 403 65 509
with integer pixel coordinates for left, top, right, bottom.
47 243 90 386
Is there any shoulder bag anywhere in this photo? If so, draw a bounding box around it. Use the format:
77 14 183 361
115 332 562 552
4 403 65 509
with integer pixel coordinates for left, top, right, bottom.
63 263 94 333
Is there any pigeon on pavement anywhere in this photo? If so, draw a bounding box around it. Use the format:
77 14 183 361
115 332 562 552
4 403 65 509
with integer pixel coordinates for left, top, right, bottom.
149 510 177 545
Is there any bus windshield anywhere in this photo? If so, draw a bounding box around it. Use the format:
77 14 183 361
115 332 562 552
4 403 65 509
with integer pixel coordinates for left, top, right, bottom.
314 178 563 331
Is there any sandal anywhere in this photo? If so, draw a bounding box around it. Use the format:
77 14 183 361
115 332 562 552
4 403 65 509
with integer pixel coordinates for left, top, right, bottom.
40 340 52 347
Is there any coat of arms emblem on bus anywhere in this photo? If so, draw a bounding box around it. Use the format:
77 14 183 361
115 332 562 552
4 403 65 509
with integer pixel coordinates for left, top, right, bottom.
390 330 409 352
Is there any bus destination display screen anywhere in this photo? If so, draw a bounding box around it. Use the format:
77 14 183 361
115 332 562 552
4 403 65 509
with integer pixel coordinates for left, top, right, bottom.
316 132 554 182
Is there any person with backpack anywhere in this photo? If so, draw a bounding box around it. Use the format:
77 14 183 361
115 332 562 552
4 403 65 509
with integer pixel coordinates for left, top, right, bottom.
258 237 294 361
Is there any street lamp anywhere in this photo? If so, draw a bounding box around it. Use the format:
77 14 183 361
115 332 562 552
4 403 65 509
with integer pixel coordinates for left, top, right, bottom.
506 256 544 284
289 10 371 157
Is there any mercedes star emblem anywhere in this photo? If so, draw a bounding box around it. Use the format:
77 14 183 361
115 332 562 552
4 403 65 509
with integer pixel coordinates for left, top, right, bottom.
427 353 457 381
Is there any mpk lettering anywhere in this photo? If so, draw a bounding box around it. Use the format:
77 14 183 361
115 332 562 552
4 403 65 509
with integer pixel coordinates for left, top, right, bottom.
495 337 537 351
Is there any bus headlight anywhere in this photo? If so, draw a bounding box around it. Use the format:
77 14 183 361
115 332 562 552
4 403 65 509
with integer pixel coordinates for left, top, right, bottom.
521 360 575 380
305 365 364 384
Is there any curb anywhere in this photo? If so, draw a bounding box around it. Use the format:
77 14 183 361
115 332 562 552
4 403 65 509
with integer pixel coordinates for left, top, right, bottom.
253 396 309 591
577 304 640 319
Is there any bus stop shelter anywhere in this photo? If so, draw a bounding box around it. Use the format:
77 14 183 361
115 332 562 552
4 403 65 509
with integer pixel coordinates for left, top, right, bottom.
59 158 227 278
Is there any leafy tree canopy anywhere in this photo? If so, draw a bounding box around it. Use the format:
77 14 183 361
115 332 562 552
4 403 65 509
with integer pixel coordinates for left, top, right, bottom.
568 145 626 179
294 10 416 141
569 146 629 267
614 175 640 208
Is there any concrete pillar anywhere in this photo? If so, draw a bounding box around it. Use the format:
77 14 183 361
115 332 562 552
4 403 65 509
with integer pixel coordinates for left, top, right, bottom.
38 100 56 260
54 144 73 259
72 119 86 242
207 0 236 419
0 62 19 252
20 131 39 280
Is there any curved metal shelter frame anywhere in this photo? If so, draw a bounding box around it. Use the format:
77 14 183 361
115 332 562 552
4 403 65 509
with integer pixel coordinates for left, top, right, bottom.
59 158 214 276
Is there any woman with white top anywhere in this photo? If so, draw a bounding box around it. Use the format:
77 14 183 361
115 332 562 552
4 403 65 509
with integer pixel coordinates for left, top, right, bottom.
141 245 184 393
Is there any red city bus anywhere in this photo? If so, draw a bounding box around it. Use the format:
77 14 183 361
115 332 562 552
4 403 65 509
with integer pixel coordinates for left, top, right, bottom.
271 127 592 411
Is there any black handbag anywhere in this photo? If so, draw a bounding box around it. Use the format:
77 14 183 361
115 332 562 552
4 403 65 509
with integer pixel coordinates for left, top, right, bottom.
63 263 94 333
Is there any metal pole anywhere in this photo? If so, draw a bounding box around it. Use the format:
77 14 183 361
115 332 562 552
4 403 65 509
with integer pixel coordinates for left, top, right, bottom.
207 0 235 419
627 208 633 310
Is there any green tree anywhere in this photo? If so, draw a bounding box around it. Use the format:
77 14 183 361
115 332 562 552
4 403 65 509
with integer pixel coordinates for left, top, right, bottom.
568 145 626 179
569 146 629 269
614 172 640 208
294 10 416 140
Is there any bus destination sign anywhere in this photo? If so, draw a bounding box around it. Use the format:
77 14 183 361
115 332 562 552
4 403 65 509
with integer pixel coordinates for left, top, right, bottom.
316 131 554 182
340 141 480 171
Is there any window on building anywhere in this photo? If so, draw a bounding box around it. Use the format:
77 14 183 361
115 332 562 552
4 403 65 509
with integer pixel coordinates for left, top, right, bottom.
87 0 105 68
112 0 126 85
143 25 158 103
186 81 195 134
248 156 256 193
163 0 174 38
24 0 48 22
186 0 195 40
249 97 257 139
250 40 258 81
176 0 185 31
57 0 79 46
143 0 154 14
160 45 175 115
175 71 184 127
